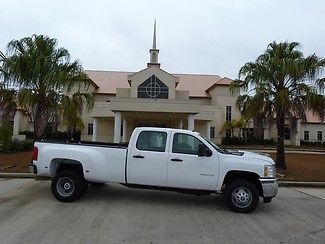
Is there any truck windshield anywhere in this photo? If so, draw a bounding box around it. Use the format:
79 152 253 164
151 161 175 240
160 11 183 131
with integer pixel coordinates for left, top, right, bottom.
201 136 229 154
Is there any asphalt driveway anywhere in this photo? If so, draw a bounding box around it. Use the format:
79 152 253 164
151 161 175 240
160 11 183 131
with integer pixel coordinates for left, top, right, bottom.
0 179 324 243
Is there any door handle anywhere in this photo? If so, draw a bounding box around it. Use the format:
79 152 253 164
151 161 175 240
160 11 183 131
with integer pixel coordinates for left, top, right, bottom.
170 158 183 162
133 155 145 158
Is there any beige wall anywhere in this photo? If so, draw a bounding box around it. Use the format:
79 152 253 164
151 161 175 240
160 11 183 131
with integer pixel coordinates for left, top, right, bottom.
175 90 189 100
301 123 324 142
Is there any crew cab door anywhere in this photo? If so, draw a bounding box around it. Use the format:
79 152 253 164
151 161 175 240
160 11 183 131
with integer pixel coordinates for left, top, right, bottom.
128 130 169 187
167 132 218 190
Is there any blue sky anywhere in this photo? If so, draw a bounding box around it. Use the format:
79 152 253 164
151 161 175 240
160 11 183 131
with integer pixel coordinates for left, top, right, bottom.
1 0 325 79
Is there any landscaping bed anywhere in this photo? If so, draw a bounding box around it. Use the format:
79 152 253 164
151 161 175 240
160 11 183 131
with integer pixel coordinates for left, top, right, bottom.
0 151 32 173
269 153 325 182
0 151 324 182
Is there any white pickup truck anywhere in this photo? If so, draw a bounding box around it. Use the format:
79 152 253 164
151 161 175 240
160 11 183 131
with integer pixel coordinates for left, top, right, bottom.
29 127 278 213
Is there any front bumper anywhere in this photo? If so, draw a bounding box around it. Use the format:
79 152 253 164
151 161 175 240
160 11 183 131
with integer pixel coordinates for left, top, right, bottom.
260 178 278 198
29 163 37 174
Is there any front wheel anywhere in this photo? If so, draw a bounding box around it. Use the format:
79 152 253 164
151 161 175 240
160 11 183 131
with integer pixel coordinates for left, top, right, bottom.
224 179 259 213
51 171 88 202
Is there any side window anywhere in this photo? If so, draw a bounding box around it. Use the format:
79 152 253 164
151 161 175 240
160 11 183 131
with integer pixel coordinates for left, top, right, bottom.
136 131 167 152
172 133 201 155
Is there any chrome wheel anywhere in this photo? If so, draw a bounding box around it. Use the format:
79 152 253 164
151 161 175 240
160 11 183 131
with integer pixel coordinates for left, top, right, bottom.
231 187 252 208
57 177 75 197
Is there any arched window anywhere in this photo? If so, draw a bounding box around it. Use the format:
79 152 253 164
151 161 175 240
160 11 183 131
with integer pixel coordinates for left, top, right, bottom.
137 75 169 99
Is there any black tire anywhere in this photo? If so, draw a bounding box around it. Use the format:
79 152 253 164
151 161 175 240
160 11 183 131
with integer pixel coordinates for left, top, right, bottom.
224 179 259 213
51 170 88 202
88 182 105 187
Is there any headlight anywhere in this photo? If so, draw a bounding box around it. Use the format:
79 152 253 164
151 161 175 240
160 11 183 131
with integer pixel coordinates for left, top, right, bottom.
264 165 276 178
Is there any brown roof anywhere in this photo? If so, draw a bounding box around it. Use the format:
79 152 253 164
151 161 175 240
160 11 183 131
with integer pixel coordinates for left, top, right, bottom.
85 70 224 97
305 110 324 124
205 77 233 92
86 70 132 94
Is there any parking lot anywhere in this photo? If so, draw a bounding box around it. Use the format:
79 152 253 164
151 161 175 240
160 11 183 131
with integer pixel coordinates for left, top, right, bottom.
0 179 324 243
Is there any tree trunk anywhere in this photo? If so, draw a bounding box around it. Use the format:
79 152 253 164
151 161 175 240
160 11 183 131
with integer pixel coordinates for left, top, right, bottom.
276 109 287 170
33 101 50 139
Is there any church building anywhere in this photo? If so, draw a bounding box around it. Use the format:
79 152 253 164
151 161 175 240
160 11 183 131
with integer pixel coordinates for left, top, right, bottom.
80 22 240 144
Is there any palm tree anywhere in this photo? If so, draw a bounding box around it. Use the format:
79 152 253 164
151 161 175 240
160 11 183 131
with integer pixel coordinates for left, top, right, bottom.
222 118 247 138
235 93 273 140
231 41 325 170
0 51 16 124
1 35 93 138
60 92 94 139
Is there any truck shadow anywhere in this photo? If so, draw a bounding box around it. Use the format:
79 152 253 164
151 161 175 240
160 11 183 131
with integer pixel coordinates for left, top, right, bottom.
81 183 275 214
82 183 228 211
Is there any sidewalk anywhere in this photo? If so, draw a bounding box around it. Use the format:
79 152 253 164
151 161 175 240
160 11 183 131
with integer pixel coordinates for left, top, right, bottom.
290 187 325 200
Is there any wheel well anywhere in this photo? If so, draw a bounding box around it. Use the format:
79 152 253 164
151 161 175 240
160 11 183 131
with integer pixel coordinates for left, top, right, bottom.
222 170 263 196
50 158 84 177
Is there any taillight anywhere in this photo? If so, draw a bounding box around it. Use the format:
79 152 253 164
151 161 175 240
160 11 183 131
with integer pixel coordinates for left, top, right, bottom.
32 146 38 161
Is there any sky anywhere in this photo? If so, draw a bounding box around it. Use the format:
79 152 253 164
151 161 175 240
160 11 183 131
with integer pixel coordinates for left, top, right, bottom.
1 0 325 79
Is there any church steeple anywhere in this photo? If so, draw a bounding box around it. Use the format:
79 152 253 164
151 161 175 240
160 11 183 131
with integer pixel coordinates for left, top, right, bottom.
148 19 160 68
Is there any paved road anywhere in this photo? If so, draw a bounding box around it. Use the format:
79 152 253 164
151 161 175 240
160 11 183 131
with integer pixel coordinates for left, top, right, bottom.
0 180 324 243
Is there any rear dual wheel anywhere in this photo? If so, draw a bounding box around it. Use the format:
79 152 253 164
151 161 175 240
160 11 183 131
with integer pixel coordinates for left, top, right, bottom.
51 170 88 202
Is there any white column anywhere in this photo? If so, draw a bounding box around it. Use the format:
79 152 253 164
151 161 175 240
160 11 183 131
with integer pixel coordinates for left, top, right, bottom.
114 112 122 143
122 118 127 142
206 121 211 139
92 118 98 142
264 127 269 140
178 120 183 129
188 114 194 131
13 110 22 136
292 120 301 146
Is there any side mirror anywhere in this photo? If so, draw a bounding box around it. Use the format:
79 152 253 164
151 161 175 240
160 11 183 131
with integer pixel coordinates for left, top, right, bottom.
198 143 212 157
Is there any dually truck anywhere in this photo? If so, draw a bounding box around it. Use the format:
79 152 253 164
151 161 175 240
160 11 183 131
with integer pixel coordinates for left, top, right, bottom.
29 127 278 213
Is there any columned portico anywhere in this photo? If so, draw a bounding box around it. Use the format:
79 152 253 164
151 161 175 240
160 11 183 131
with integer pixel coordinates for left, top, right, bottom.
92 118 98 142
114 112 122 143
188 114 194 131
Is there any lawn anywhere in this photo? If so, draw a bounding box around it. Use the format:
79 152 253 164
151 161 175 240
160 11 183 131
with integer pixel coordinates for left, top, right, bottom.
0 151 324 182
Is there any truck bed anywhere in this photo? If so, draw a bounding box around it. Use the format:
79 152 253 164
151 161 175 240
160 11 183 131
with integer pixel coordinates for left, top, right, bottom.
36 139 129 149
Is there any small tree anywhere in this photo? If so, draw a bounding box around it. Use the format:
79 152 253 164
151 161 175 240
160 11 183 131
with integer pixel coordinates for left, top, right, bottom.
61 92 94 139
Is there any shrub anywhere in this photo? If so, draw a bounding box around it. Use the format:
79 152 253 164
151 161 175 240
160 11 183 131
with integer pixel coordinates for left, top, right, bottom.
20 139 34 151
45 131 69 140
300 140 324 147
19 130 36 139
221 137 276 146
0 123 13 153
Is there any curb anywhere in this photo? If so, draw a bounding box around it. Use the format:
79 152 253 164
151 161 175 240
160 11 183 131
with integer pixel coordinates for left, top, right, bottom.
278 181 325 187
1 173 325 187
0 173 50 180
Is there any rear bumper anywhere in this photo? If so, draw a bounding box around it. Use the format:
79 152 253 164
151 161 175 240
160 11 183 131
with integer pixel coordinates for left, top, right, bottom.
260 178 278 198
29 163 37 174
